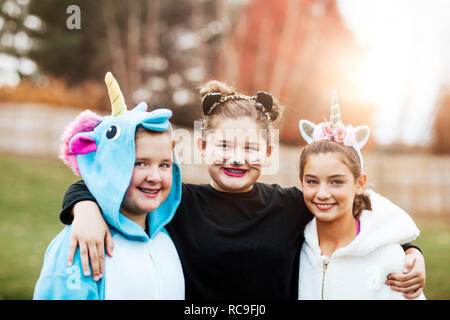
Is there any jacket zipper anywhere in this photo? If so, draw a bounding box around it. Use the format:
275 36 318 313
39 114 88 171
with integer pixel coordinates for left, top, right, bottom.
321 259 329 300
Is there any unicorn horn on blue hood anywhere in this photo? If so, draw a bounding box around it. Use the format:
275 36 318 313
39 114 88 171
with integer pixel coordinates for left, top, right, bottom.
105 71 127 117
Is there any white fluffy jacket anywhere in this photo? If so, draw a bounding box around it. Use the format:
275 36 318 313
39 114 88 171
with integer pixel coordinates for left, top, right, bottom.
298 190 426 300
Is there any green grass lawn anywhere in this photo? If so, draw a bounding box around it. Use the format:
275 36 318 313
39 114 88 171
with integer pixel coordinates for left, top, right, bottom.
0 156 449 299
412 219 450 300
0 155 78 299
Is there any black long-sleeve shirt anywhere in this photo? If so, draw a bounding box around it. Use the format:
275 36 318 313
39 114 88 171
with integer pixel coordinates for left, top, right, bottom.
60 180 420 300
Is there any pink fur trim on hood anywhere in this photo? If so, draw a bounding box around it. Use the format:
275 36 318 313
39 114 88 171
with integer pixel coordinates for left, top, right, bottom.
59 110 102 175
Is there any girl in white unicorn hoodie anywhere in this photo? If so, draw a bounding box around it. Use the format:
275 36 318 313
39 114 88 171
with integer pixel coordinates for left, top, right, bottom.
297 92 425 300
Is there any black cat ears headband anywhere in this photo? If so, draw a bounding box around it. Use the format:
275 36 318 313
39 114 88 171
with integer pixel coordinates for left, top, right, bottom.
200 91 274 135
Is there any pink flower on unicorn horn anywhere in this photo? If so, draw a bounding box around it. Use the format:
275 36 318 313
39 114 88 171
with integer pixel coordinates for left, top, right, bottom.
322 122 334 139
343 125 356 146
332 124 346 143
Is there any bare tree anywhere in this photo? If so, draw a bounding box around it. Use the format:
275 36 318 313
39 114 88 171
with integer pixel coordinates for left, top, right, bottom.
145 0 160 58
268 0 302 98
102 0 128 95
127 0 142 98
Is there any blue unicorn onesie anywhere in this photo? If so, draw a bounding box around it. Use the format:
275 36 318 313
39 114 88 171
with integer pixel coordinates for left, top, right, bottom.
33 72 184 300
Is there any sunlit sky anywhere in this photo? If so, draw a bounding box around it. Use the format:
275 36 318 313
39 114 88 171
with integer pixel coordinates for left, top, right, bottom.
337 0 450 145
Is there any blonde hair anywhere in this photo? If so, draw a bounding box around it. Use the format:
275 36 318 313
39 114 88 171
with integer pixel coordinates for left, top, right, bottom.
299 140 371 218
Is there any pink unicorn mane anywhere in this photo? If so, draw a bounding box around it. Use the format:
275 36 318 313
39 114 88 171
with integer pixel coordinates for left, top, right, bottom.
59 110 102 175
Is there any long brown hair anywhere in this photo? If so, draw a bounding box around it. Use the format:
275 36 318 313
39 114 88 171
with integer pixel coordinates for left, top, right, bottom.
299 140 371 218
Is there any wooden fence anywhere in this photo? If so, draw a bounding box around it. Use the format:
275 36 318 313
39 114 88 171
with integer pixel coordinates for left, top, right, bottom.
1 103 449 218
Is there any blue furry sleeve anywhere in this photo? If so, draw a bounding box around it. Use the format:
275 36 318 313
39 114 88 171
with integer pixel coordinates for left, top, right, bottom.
33 226 102 300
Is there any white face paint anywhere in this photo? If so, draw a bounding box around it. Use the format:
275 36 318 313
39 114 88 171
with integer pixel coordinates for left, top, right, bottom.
201 117 271 193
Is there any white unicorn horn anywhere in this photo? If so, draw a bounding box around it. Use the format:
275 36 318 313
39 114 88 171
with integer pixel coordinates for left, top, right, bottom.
330 89 341 127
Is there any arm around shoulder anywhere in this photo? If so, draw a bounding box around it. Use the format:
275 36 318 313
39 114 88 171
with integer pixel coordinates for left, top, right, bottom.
61 180 97 225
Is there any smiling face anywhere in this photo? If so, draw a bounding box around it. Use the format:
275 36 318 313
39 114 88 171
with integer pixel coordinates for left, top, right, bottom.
300 152 365 223
120 130 173 228
199 117 271 193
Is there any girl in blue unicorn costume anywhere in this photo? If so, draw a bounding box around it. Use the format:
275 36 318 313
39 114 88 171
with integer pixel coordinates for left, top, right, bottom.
33 72 184 299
